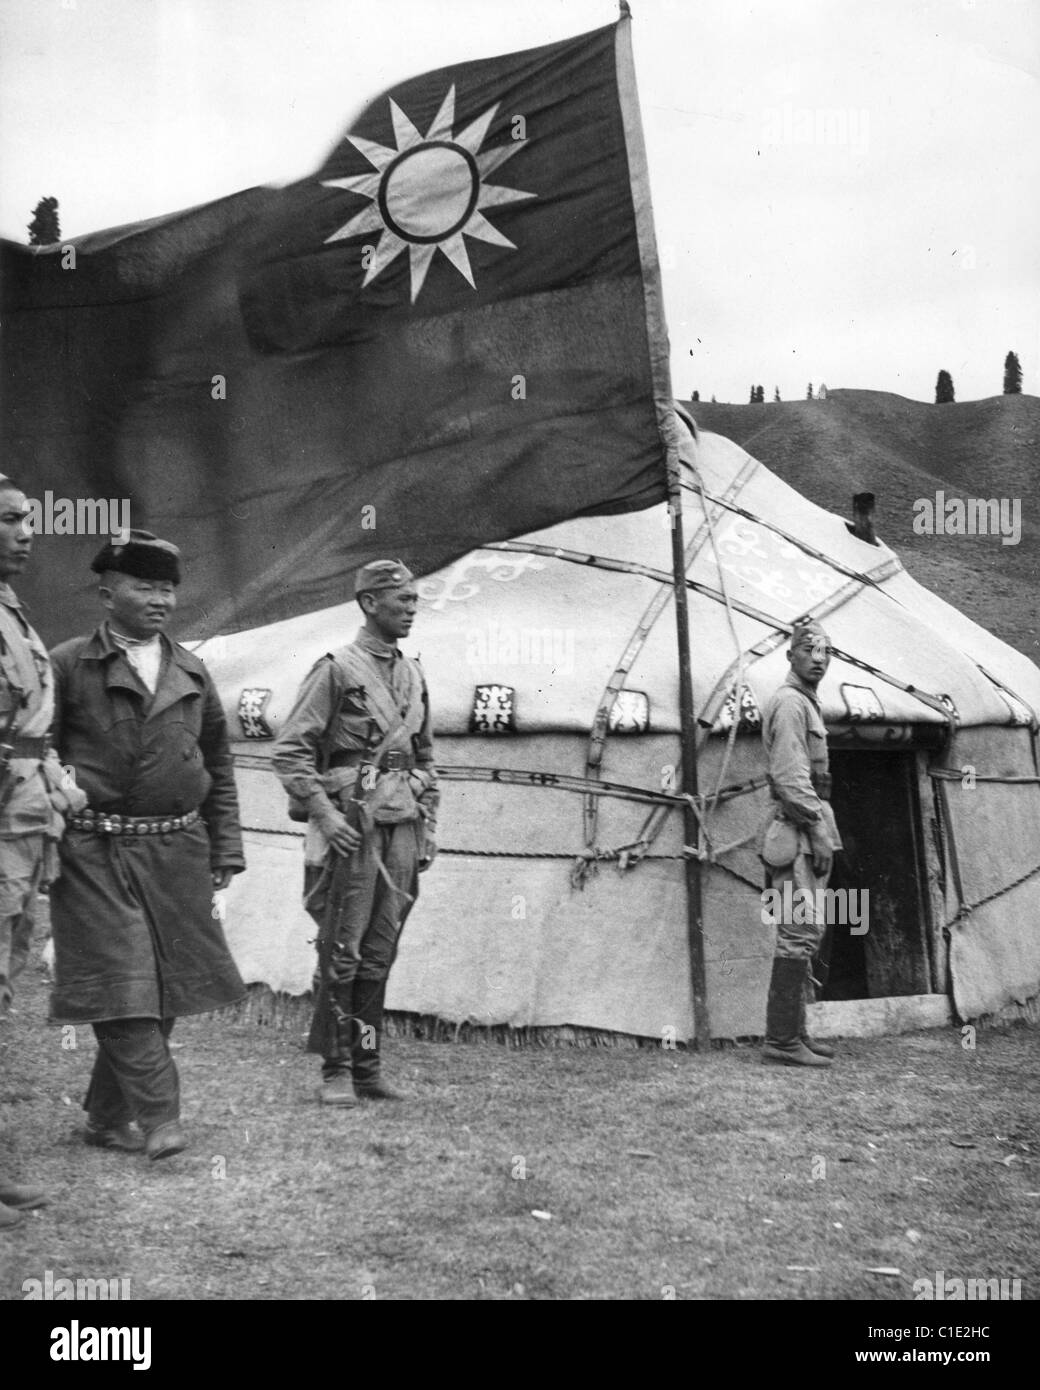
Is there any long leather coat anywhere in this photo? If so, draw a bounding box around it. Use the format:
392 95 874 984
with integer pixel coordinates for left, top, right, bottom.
47 624 245 1022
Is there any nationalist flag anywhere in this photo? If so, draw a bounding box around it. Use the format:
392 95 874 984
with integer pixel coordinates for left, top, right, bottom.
0 15 677 646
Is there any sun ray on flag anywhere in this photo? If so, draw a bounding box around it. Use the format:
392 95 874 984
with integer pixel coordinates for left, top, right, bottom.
408 242 438 301
462 211 516 249
389 100 425 152
424 86 456 141
436 232 476 288
363 229 409 285
324 200 385 243
477 183 537 211
476 142 526 177
341 135 399 171
454 103 500 154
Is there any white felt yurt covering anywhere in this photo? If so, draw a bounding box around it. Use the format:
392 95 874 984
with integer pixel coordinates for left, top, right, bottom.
203 418 1040 1040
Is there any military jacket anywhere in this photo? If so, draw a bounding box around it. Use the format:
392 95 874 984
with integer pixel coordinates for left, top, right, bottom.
0 583 66 839
761 671 842 851
272 627 436 812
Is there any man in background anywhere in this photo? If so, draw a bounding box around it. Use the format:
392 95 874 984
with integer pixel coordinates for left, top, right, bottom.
0 475 85 1227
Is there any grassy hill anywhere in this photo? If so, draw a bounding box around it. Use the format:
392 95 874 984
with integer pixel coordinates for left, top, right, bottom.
685 390 1040 663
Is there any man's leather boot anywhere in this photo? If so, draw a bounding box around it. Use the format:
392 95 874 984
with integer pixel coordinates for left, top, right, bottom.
0 1174 48 1210
800 970 835 1058
800 984 834 1056
0 1201 23 1230
763 957 832 1067
352 978 402 1100
320 983 359 1107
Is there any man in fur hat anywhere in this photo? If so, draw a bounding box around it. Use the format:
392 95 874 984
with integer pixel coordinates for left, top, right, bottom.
48 531 245 1159
759 616 843 1068
272 560 438 1107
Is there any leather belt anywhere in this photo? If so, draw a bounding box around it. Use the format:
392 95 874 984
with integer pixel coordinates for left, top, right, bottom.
2 736 50 758
69 808 201 837
327 749 416 772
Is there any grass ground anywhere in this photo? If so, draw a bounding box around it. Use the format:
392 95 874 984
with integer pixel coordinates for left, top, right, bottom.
2 949 1038 1302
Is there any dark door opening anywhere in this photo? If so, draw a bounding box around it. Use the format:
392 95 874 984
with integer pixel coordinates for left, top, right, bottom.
818 750 932 1001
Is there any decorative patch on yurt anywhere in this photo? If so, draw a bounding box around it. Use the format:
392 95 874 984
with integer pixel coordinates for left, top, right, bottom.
608 689 650 734
840 684 885 721
471 684 516 733
714 682 760 733
238 688 274 738
416 553 545 610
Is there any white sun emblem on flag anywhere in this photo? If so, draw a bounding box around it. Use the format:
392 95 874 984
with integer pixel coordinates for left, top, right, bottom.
321 85 535 303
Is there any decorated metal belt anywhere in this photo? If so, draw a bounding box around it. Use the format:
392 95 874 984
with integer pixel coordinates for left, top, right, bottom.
3 735 50 758
68 808 201 837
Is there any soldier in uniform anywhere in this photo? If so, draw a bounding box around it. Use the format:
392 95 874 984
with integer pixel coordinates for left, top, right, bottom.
0 475 86 1228
272 560 438 1107
48 531 246 1159
759 616 842 1068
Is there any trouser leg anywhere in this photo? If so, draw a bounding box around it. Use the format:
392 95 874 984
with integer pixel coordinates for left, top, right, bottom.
351 824 419 1097
0 839 45 1014
351 976 387 1087
83 1040 134 1128
305 847 377 1071
0 908 35 1013
90 1018 179 1134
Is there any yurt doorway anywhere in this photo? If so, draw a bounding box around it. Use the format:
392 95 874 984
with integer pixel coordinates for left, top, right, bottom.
817 749 933 1000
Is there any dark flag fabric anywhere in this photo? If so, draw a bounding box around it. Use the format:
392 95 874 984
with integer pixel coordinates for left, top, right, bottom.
0 17 676 646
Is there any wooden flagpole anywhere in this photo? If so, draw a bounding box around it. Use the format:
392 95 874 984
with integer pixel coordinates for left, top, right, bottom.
666 448 711 1048
615 4 710 1046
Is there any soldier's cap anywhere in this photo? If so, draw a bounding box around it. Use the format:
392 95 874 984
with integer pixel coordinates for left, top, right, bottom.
355 559 415 595
91 530 181 584
789 615 831 649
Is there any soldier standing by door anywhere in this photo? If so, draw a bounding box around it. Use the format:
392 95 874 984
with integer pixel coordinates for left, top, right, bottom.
272 560 438 1107
759 617 843 1068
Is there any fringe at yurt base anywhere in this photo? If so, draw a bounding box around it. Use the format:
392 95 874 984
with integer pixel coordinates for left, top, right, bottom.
212 985 1040 1045
212 983 687 1049
974 993 1040 1030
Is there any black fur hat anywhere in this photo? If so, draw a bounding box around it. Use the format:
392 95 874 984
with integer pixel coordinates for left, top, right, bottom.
91 530 181 584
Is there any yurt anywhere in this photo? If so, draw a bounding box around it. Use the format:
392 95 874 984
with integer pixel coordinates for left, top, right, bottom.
205 415 1040 1041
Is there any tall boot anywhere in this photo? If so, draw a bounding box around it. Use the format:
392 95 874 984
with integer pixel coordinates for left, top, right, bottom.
763 957 832 1068
352 977 402 1101
800 971 835 1059
320 983 359 1107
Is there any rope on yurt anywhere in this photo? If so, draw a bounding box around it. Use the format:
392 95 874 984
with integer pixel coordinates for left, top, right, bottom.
929 769 1040 784
930 758 1040 922
696 565 909 736
973 663 1040 732
933 778 968 921
489 540 958 730
606 458 761 867
952 860 1040 917
686 466 751 863
578 453 761 852
680 481 905 596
